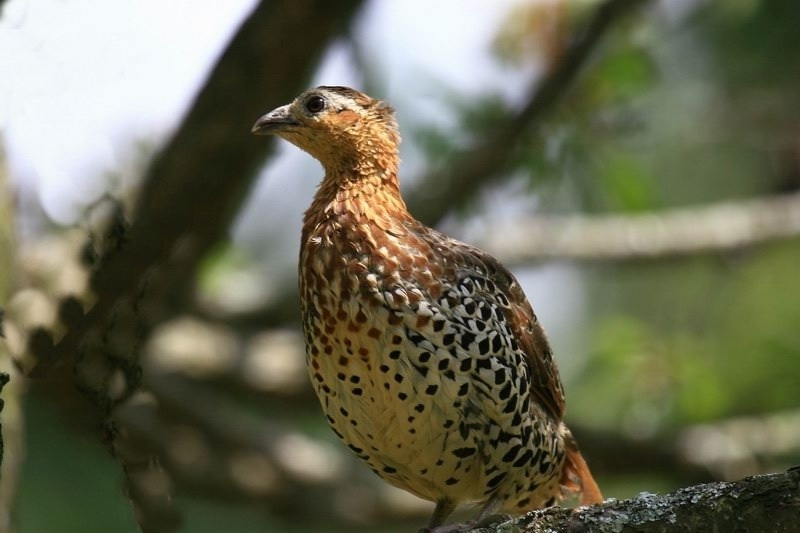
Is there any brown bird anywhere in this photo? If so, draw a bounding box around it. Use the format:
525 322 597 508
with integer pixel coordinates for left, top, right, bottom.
252 87 602 531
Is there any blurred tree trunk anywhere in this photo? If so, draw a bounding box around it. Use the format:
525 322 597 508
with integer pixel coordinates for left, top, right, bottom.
13 1 366 531
0 136 23 533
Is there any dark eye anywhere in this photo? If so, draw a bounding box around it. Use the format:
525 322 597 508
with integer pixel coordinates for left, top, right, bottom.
305 95 326 114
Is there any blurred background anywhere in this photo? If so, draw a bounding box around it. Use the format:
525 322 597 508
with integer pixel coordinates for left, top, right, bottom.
1 0 799 531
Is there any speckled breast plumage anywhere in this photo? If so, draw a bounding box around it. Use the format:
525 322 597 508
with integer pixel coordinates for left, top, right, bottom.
300 210 566 512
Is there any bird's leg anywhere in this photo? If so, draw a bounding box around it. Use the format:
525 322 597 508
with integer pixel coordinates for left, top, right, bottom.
423 496 508 533
471 495 508 527
420 499 457 532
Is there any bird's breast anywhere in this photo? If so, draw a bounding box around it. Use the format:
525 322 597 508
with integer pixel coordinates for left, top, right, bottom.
298 215 565 508
298 221 483 499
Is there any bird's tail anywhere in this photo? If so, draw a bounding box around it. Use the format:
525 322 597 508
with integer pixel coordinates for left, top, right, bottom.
561 427 604 506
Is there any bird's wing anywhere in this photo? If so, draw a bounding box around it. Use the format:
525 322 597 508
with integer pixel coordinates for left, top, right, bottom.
434 234 566 422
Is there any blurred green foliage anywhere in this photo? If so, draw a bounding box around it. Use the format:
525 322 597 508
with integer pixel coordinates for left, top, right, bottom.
17 397 138 533
576 242 800 429
563 0 800 435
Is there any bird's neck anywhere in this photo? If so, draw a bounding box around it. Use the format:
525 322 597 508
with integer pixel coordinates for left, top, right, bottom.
302 152 411 234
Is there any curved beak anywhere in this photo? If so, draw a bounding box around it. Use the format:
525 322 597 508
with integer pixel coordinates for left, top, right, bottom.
251 104 298 135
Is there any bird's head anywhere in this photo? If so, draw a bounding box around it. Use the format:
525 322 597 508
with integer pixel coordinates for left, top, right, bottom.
252 86 400 175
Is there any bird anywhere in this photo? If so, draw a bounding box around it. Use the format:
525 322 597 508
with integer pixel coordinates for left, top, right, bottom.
252 86 602 531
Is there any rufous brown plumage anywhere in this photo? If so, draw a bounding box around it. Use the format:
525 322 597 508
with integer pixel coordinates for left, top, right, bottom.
252 86 602 532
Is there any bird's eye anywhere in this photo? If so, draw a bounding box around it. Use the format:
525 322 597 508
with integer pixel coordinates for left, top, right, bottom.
305 95 326 114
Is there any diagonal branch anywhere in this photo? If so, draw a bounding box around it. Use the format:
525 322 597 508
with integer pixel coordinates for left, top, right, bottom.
29 0 364 373
19 1 365 530
212 0 655 332
406 0 653 227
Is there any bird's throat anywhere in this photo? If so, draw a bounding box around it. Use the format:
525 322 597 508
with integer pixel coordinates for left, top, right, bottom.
303 163 409 235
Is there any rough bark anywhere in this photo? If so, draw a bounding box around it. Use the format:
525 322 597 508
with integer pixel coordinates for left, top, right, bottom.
473 467 800 533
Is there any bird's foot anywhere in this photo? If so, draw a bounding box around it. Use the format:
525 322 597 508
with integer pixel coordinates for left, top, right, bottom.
419 513 511 533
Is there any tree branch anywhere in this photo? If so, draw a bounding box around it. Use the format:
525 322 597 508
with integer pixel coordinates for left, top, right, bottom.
472 192 800 264
407 0 653 227
113 374 428 526
476 467 800 532
216 189 800 335
17 1 365 530
209 0 655 331
29 0 365 376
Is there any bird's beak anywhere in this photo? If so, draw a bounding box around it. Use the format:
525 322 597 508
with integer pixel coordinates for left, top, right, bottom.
251 104 298 135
